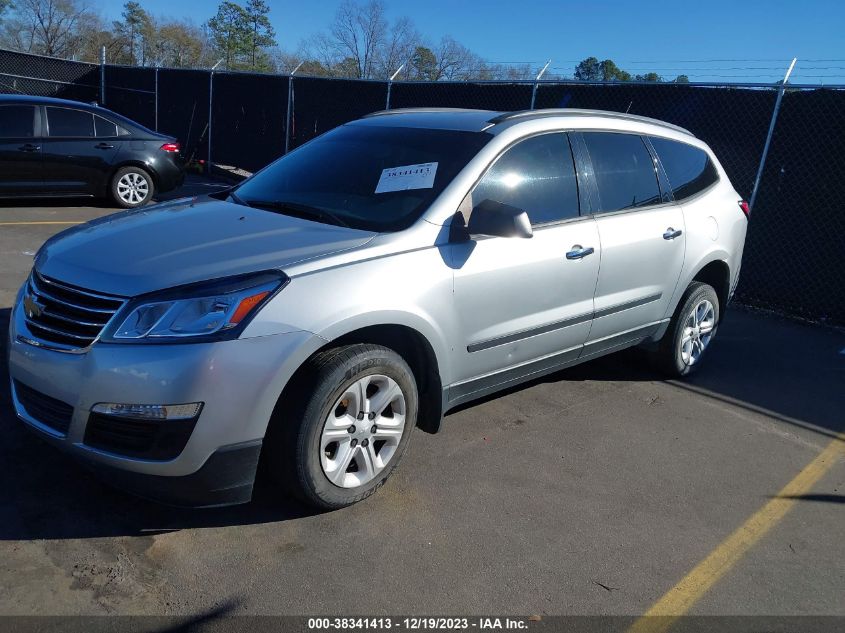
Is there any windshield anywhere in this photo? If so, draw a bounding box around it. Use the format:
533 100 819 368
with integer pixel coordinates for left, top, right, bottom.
234 124 491 232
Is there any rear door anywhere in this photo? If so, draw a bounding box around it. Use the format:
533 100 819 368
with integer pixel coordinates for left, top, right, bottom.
449 132 600 399
576 131 686 356
0 104 42 195
41 106 121 195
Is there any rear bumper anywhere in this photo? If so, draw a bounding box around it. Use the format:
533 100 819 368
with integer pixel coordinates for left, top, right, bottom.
154 158 185 193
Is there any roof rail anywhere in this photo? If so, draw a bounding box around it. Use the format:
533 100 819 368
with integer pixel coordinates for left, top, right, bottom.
363 107 493 118
487 109 693 136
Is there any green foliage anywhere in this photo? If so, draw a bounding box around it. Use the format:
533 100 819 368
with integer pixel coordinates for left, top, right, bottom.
244 0 275 69
113 1 153 65
575 57 666 83
411 46 437 80
599 59 631 82
574 56 601 81
674 74 690 83
207 1 251 69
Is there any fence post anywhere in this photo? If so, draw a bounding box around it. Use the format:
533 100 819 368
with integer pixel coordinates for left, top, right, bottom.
285 62 303 154
207 70 213 176
154 67 159 132
99 46 106 105
530 59 551 110
385 61 407 110
749 58 797 211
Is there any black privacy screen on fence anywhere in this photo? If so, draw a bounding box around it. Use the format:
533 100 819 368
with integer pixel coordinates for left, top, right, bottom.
157 69 210 163
211 72 288 172
0 47 843 324
290 77 386 149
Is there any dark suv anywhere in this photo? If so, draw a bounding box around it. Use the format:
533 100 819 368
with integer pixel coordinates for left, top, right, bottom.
0 95 184 207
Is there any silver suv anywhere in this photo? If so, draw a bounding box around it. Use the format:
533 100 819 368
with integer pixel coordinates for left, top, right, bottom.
7 108 748 509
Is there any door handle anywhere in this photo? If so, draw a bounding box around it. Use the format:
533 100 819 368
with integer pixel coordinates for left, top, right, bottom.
95 143 115 149
663 227 683 240
18 143 40 152
566 245 595 260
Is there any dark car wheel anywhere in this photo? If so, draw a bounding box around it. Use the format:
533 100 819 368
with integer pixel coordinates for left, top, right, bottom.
111 166 154 208
266 344 418 510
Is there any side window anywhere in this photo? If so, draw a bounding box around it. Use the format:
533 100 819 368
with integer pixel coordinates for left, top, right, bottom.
46 107 94 137
650 137 719 200
94 115 118 138
0 105 36 138
582 132 661 212
467 133 580 226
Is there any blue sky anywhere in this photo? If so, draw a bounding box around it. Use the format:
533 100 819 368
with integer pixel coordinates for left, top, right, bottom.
98 0 845 83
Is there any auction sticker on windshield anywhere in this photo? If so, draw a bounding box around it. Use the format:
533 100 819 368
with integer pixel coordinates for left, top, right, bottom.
375 162 438 193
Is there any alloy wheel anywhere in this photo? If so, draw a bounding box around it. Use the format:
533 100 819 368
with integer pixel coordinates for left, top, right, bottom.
117 172 150 205
320 374 406 488
680 299 715 366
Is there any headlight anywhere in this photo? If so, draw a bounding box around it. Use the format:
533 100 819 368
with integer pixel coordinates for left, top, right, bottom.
104 271 287 343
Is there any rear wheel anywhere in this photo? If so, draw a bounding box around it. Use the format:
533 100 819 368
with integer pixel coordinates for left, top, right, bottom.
111 166 154 208
266 344 417 510
653 281 720 377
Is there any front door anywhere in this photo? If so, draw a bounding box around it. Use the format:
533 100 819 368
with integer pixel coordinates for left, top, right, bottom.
0 104 42 196
449 132 600 400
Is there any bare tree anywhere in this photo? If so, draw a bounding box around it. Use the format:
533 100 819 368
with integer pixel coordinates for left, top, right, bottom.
1 0 94 58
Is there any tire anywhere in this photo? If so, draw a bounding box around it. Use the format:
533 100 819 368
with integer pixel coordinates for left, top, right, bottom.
266 344 418 510
110 166 155 208
653 281 720 377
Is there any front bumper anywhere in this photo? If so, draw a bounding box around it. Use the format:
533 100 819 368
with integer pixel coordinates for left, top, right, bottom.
8 299 322 506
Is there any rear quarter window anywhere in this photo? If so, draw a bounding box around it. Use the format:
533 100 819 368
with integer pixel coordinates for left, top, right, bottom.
650 137 719 201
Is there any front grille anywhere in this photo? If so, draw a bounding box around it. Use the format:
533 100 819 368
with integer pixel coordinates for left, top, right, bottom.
22 272 126 352
13 380 74 435
84 413 198 461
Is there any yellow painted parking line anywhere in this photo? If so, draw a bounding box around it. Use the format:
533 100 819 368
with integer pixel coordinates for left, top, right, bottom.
628 433 845 633
0 221 83 226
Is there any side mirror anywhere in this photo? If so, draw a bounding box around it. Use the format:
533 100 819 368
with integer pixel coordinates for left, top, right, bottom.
466 199 533 239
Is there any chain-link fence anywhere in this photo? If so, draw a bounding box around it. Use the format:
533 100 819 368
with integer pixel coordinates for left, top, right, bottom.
1 47 843 325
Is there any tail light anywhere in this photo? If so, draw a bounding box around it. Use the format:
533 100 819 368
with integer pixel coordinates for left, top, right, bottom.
738 200 750 219
160 142 180 153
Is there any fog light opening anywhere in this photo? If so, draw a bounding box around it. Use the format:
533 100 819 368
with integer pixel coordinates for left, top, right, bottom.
90 402 203 421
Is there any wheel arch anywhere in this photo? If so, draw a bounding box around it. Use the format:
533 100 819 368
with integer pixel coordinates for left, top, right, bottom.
690 259 731 321
109 160 160 190
268 320 447 439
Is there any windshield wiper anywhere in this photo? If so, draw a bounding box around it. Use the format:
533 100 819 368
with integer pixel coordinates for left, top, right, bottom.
241 199 352 228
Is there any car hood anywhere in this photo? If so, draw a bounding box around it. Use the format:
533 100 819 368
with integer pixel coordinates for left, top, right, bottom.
35 196 376 297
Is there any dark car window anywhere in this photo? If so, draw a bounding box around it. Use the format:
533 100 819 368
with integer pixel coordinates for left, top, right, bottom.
582 132 661 212
650 136 719 200
94 115 119 138
235 124 491 232
47 107 94 137
468 133 580 226
0 105 36 138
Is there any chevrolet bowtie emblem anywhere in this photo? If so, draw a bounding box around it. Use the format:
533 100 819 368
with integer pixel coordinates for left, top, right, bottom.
23 294 44 319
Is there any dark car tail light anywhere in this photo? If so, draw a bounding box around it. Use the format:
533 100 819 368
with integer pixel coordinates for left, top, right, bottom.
738 200 750 219
160 142 180 153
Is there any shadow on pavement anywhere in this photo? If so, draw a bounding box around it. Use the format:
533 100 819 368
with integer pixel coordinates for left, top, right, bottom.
0 175 230 210
1 302 842 541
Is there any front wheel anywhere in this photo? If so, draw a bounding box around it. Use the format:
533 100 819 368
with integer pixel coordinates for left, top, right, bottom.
653 282 720 377
111 166 154 208
266 344 418 510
